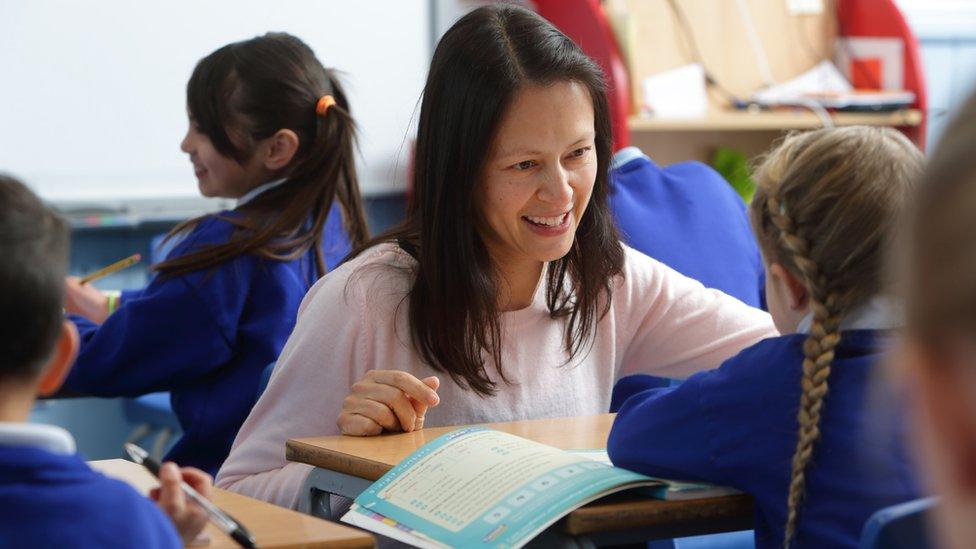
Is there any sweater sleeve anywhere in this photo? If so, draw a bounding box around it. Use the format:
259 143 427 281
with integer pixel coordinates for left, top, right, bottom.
607 372 726 484
65 274 235 396
617 247 777 380
215 265 371 508
64 217 246 396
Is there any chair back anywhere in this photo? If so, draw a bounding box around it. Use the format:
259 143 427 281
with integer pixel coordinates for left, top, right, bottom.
859 497 937 549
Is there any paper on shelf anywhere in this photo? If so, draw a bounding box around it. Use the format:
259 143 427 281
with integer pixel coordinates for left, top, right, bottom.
751 60 852 106
642 63 708 118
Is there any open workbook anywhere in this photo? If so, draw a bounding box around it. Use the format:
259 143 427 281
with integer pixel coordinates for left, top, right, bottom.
340 426 738 548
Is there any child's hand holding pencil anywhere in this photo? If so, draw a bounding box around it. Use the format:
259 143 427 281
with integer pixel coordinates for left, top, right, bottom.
64 253 141 324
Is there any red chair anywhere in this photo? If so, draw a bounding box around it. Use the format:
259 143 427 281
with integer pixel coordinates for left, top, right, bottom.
837 0 928 147
534 0 632 151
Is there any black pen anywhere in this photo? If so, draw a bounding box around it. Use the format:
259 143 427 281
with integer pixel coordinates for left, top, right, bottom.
123 443 258 549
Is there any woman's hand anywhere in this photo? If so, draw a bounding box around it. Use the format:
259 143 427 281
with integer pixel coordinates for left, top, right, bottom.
149 462 212 544
64 277 110 324
338 370 440 436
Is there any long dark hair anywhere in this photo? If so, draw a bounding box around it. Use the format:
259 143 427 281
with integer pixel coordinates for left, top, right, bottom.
354 5 624 396
155 32 368 278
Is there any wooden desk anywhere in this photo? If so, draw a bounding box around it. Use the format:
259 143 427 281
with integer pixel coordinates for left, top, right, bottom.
90 459 374 549
286 414 753 544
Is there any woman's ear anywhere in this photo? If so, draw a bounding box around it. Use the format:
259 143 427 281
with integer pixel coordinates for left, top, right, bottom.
769 262 809 311
263 129 300 171
37 321 79 397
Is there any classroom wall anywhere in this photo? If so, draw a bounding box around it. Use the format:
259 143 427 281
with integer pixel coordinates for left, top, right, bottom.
0 0 429 208
896 0 976 149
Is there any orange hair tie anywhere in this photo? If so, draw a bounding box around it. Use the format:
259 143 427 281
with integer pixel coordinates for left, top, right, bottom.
315 95 336 117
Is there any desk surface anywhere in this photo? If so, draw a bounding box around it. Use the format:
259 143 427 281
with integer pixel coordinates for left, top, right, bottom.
286 414 753 538
90 459 374 549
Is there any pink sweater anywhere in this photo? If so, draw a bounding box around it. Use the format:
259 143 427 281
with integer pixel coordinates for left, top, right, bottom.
216 243 775 507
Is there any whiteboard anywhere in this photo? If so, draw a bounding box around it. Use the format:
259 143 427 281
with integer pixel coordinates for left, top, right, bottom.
0 0 429 207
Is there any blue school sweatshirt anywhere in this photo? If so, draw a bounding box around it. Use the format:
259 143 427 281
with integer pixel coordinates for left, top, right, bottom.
609 147 764 308
608 330 920 549
65 202 350 476
0 445 180 548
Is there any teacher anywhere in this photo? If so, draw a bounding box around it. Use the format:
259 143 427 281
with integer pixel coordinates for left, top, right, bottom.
217 4 775 508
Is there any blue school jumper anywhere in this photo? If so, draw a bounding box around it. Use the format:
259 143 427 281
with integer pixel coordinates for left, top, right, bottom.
608 330 921 549
0 424 180 548
609 147 764 308
65 198 351 476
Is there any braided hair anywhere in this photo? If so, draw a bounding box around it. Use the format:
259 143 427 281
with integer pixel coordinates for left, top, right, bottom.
749 126 922 547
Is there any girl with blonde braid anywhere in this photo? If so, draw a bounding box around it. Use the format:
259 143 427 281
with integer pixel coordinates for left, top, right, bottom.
609 126 924 549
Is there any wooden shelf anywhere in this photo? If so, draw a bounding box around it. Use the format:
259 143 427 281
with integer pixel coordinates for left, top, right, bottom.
629 109 923 132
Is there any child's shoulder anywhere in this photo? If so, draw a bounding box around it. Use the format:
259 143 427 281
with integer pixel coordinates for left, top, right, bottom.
74 464 180 543
174 211 240 249
74 470 181 546
714 329 886 384
611 148 733 194
692 334 809 391
0 448 179 546
728 333 806 363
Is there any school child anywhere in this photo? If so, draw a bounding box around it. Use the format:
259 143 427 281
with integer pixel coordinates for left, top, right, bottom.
610 146 764 308
608 126 924 548
62 32 369 476
0 175 211 548
900 89 976 549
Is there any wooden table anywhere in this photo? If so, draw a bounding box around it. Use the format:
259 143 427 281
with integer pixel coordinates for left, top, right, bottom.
90 459 375 549
286 414 753 545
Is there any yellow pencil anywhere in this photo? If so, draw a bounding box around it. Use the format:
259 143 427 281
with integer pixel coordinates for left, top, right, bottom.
79 253 142 284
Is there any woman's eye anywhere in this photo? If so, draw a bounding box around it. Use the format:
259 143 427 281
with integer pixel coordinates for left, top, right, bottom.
513 160 537 171
568 146 591 159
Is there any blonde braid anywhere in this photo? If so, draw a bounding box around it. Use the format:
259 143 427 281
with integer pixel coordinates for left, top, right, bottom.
767 197 843 548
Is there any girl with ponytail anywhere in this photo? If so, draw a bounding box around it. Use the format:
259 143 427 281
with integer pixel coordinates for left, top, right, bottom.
61 32 368 476
609 126 923 548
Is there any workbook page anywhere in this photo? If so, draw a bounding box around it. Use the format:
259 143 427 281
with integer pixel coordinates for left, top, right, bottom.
346 427 658 548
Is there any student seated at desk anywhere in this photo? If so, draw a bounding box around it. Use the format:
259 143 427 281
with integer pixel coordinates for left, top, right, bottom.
608 127 924 549
60 33 369 476
610 146 764 308
899 89 976 549
0 175 211 548
217 4 775 509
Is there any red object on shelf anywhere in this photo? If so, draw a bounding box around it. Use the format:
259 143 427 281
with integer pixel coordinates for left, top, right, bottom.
534 0 632 151
837 0 927 147
850 58 884 90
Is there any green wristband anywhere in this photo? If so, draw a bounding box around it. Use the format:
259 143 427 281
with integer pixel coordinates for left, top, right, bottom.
105 290 122 315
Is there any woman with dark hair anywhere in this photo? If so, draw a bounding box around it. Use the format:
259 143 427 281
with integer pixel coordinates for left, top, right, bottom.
217 5 774 507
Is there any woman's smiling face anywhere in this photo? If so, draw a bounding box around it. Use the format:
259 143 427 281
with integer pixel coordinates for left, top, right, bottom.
477 80 597 270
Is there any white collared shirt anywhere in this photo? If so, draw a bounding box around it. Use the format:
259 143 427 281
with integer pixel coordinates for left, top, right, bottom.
236 178 288 208
796 295 904 335
0 422 76 455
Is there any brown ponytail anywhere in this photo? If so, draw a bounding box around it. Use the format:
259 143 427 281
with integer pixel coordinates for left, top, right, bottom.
154 32 368 278
750 126 922 547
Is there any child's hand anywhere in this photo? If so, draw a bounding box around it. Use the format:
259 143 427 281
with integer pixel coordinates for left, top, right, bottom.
64 277 110 323
149 462 212 544
338 370 440 436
